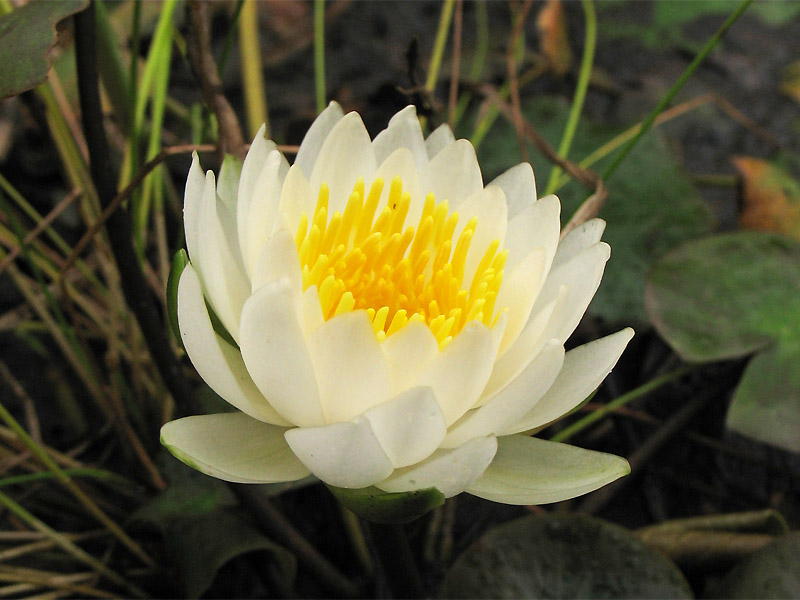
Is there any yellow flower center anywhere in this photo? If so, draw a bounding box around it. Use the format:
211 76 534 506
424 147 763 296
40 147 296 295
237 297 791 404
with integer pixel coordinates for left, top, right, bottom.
294 176 507 346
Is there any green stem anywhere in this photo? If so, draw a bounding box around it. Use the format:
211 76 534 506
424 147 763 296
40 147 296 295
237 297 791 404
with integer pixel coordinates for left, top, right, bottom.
314 0 326 113
369 522 425 599
425 0 456 92
544 0 596 196
550 366 694 443
601 0 753 180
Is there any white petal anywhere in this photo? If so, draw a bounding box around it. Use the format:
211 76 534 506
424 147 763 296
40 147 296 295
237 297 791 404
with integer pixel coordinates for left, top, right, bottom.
278 164 316 234
161 413 309 484
294 101 345 178
284 417 392 488
416 322 495 426
195 171 250 342
504 194 560 271
306 311 391 423
372 106 428 174
373 147 423 231
553 218 606 268
489 162 536 219
239 278 324 427
376 436 498 497
496 247 547 356
454 185 508 285
380 320 439 396
310 112 377 215
467 435 630 505
177 266 291 425
243 150 285 275
443 340 564 448
505 328 634 434
251 228 303 297
183 152 205 265
425 123 455 159
217 154 242 209
363 386 447 468
424 139 483 207
238 125 278 253
531 242 610 344
300 285 325 336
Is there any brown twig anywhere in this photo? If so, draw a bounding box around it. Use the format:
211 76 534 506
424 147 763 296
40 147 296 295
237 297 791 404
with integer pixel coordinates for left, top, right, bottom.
506 0 535 163
186 1 246 160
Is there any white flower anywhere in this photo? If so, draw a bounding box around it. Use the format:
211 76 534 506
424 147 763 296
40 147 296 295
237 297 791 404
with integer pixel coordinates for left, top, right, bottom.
161 103 632 507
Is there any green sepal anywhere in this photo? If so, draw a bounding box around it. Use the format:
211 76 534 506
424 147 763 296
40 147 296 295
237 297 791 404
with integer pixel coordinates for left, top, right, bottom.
327 485 445 524
167 249 189 350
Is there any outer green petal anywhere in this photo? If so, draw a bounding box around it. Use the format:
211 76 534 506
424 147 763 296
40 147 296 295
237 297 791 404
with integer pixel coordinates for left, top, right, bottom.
467 435 629 505
160 413 310 484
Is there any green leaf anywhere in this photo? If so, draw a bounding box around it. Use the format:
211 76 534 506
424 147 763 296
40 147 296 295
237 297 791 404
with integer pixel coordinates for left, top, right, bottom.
326 485 444 524
0 0 88 100
710 532 800 599
475 96 713 322
440 513 693 599
166 249 189 349
646 231 800 452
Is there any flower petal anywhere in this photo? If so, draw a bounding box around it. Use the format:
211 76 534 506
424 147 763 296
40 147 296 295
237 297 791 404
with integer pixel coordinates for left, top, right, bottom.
495 247 547 356
489 162 536 219
239 278 324 427
306 311 392 423
301 284 325 336
238 125 280 248
443 340 564 448
284 417 393 488
243 150 287 276
362 386 447 468
374 147 423 229
505 328 634 434
416 322 496 425
294 101 345 178
531 242 610 344
467 435 630 505
183 152 205 265
372 105 428 174
310 112 377 215
177 265 291 425
161 413 309 484
425 123 455 159
376 436 498 497
217 154 242 209
278 164 316 236
504 194 560 271
424 139 483 207
552 218 606 268
380 319 439 396
454 184 508 285
251 228 303 297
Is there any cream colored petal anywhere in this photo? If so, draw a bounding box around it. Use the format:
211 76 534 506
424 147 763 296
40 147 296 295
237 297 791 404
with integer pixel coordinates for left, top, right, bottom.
217 154 242 209
425 123 455 159
372 105 428 174
454 185 508 285
553 218 606 268
284 417 393 488
362 386 447 468
503 194 560 271
443 340 564 448
278 164 316 234
380 320 439 395
310 112 377 215
467 435 630 505
239 278 324 427
416 322 495 426
423 139 483 207
504 328 634 434
306 311 391 423
238 125 278 251
250 228 303 297
195 171 250 342
531 242 610 344
161 413 309 484
183 152 205 265
177 266 291 425
375 436 498 497
373 147 423 232
489 162 536 219
495 247 547 356
294 101 345 178
243 150 284 276
300 285 325 336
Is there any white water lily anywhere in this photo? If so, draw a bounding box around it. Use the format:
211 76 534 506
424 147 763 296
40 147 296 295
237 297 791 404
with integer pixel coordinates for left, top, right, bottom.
161 103 632 507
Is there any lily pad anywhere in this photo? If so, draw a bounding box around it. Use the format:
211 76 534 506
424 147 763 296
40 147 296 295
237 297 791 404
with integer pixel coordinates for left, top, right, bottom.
645 231 800 452
439 513 692 599
476 96 713 322
0 0 88 100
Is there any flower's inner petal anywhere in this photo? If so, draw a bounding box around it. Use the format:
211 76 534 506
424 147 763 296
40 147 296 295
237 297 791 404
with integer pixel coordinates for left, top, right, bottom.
294 177 508 347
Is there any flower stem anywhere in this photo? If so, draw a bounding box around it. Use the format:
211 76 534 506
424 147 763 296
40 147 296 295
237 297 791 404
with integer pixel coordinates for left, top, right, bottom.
369 522 426 599
314 0 327 113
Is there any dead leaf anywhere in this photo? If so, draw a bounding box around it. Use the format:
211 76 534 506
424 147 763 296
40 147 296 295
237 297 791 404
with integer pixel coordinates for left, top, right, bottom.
733 156 800 239
780 60 800 105
536 0 572 77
